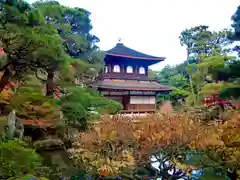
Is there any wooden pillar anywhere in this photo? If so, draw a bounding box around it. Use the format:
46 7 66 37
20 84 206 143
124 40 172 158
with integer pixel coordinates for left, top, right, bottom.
121 64 125 73
134 65 138 74
108 64 112 73
145 66 148 76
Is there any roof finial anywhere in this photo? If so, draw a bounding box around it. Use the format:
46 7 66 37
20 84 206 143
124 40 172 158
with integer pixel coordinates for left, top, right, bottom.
118 38 122 43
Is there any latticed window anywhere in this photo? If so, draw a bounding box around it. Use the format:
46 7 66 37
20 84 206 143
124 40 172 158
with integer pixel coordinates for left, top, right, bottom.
126 66 133 73
130 96 155 104
139 67 145 74
113 65 120 73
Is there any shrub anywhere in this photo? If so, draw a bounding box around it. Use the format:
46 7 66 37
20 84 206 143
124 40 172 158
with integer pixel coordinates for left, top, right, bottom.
9 84 60 124
94 98 123 115
0 140 43 179
68 111 240 179
60 87 123 129
8 175 49 180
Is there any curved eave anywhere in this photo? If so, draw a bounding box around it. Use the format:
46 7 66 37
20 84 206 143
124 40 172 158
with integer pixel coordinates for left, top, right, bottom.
105 53 166 61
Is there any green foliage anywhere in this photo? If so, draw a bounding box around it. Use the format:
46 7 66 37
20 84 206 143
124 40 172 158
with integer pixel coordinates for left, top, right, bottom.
177 26 234 104
94 97 123 115
8 83 59 121
200 82 234 96
152 65 190 105
32 1 103 98
8 175 49 180
0 140 42 179
156 25 237 106
33 0 100 58
60 87 122 129
231 5 240 41
60 56 102 86
220 87 240 99
170 88 189 99
0 0 66 93
180 26 233 55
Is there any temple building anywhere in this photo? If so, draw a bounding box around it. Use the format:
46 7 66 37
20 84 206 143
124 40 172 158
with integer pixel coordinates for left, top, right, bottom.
95 42 172 113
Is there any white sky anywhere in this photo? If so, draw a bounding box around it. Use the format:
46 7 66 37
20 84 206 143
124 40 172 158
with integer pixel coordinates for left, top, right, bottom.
29 0 240 70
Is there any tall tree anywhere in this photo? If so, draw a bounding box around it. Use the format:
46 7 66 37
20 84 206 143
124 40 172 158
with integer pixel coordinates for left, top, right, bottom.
231 5 240 56
179 26 233 104
0 0 64 93
216 5 240 100
32 0 103 96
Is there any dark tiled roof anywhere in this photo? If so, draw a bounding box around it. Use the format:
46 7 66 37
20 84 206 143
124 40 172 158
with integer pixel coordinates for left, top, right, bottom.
95 80 172 91
106 43 165 61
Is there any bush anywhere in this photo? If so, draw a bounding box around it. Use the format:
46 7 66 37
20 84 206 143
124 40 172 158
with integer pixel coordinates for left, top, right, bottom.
181 104 236 122
8 175 48 180
94 97 123 115
0 140 43 179
68 111 240 179
9 84 60 123
60 87 123 129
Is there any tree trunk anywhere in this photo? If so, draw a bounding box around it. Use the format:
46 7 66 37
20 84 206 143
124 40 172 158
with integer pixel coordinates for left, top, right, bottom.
46 69 54 97
187 49 196 104
0 68 12 93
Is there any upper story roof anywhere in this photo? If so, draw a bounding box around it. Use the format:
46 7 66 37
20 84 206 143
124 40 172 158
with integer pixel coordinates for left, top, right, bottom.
105 43 165 62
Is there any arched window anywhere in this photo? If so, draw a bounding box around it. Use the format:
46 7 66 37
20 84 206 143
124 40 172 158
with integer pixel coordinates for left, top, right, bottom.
113 65 120 73
105 66 108 73
139 67 145 74
126 66 133 73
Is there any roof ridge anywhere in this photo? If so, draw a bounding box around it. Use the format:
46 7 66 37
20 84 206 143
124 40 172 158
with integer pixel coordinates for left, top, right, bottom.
106 43 166 61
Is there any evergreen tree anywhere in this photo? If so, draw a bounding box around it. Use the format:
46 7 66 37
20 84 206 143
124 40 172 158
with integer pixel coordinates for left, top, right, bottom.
0 0 64 93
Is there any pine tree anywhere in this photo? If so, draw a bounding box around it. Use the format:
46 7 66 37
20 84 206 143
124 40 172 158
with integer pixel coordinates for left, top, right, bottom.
0 0 65 93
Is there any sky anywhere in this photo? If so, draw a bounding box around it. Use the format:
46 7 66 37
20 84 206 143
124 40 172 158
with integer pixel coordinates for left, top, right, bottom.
29 0 240 70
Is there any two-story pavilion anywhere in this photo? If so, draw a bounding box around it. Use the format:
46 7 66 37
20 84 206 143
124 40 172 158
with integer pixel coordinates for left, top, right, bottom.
95 42 172 113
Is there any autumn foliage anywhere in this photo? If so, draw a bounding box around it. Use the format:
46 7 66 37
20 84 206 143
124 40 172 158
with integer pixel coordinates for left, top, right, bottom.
68 111 240 177
0 76 60 128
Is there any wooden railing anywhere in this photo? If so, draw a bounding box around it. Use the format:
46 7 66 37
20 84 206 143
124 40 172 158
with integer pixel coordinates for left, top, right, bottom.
103 73 149 80
128 104 155 109
122 104 156 113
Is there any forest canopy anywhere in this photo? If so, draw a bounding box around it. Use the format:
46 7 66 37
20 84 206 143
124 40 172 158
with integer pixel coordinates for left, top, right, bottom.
151 25 240 106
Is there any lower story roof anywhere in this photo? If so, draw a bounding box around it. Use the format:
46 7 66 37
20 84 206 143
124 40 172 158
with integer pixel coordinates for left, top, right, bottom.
94 79 172 91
